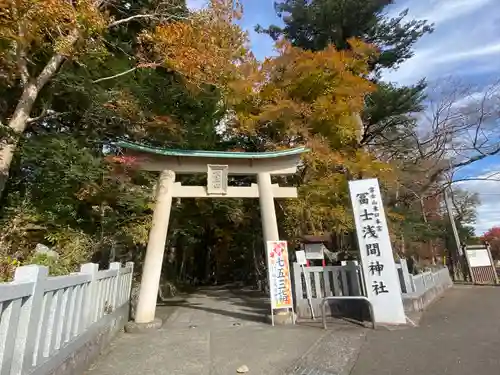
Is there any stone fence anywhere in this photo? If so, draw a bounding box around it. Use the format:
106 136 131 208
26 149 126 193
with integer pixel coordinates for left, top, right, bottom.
0 262 133 375
400 265 453 312
293 260 453 318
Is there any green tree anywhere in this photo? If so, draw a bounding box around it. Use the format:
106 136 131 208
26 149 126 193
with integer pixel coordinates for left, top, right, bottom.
258 0 433 150
0 0 248 281
255 0 449 260
0 0 247 198
260 0 432 71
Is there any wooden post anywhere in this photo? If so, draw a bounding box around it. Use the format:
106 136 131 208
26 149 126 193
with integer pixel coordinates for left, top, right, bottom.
462 247 476 284
483 244 499 285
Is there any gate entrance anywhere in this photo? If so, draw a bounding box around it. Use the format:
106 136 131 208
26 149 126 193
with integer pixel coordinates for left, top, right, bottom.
112 140 308 324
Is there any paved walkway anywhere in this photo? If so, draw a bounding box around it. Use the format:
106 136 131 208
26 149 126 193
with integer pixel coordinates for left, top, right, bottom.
87 285 500 375
86 287 366 375
351 285 500 375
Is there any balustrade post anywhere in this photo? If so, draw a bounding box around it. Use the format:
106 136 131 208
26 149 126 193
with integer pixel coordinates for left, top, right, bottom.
125 262 134 303
80 263 98 329
410 275 416 293
399 259 412 294
11 265 48 374
109 262 121 310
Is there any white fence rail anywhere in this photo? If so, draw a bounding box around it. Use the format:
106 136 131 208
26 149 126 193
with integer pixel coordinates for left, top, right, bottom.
292 260 452 318
409 268 452 295
292 262 365 317
0 262 133 375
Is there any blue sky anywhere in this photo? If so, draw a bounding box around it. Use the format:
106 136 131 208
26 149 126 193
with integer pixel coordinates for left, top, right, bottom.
188 0 500 234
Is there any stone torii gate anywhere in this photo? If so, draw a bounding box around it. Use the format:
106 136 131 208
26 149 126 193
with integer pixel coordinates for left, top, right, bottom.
113 140 308 326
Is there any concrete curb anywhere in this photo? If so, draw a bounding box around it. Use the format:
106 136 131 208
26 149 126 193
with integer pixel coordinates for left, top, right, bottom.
338 334 367 375
284 325 369 375
284 331 330 374
266 311 297 325
454 282 500 287
124 318 163 333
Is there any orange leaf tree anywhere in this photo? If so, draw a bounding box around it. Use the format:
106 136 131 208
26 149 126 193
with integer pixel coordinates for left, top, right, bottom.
482 227 500 260
0 0 249 197
139 0 248 88
227 39 394 239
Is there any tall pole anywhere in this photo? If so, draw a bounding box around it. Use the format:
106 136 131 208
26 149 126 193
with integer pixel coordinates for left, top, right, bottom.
443 187 465 280
257 172 288 319
257 172 280 242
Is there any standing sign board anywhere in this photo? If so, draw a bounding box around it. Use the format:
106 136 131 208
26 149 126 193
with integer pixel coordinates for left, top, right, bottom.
266 241 295 325
348 178 406 325
304 243 325 260
464 245 498 284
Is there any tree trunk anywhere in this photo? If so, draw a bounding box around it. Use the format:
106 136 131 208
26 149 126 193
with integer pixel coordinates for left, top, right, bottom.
252 237 263 290
179 246 187 282
0 31 78 198
420 197 428 223
0 81 40 195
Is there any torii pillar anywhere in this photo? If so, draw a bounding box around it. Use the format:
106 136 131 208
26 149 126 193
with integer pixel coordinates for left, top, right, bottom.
257 172 280 244
134 170 175 324
114 140 308 328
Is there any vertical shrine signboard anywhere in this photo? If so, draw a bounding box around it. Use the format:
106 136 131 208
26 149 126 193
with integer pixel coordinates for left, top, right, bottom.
348 178 406 325
266 241 295 325
207 164 229 195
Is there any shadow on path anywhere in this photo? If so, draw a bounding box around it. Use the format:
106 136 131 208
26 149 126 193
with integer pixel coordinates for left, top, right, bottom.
156 285 270 324
87 285 330 375
163 302 268 323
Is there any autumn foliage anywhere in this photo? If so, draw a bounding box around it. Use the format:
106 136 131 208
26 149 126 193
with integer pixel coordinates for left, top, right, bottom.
0 0 250 199
0 0 479 282
482 227 500 240
0 0 105 80
140 0 249 88
228 38 391 235
482 227 500 259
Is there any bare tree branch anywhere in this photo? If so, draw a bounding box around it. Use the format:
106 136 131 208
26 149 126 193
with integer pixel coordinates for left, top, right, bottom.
408 79 500 193
27 109 69 124
92 67 138 83
12 4 30 85
108 14 160 28
107 1 189 28
92 62 161 83
451 177 500 184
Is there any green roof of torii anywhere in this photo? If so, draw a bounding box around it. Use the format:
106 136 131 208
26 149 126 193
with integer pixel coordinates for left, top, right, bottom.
114 140 309 159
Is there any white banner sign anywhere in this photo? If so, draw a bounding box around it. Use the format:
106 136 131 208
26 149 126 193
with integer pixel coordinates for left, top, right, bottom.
266 241 294 310
348 178 406 325
466 248 492 267
296 250 307 265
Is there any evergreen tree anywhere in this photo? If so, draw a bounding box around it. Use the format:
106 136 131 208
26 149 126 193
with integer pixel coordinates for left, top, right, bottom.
259 0 433 149
261 0 432 71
